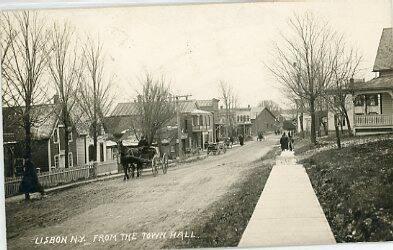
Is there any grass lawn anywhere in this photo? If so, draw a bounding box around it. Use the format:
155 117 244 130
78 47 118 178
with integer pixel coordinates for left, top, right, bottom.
164 148 280 248
301 138 393 242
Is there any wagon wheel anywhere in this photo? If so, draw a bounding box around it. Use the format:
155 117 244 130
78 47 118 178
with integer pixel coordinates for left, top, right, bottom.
151 155 159 177
162 153 169 174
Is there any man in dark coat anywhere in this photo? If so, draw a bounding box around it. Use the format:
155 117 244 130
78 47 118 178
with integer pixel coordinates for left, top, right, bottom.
280 132 289 151
19 159 45 200
239 135 244 146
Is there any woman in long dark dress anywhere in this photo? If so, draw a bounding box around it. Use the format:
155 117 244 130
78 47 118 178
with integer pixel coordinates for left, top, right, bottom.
19 159 45 200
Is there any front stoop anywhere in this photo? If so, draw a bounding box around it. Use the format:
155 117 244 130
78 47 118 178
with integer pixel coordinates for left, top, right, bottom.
238 152 336 248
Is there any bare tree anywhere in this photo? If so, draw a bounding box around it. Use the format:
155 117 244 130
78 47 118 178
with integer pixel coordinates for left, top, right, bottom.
258 100 283 117
219 80 238 138
135 73 175 145
328 47 362 136
268 12 341 145
48 22 84 168
0 13 17 66
77 37 113 161
1 11 52 160
1 11 52 200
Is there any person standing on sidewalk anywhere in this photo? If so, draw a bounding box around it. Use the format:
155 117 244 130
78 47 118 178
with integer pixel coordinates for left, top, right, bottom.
280 133 289 151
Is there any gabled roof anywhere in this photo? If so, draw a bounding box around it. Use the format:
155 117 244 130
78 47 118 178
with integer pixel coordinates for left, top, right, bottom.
111 100 198 116
2 104 58 143
103 116 135 137
373 28 393 72
250 106 264 119
196 98 219 108
110 102 139 116
353 75 393 91
178 100 198 113
255 107 277 121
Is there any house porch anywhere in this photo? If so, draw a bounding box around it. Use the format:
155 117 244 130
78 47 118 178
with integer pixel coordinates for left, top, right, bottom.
353 90 393 134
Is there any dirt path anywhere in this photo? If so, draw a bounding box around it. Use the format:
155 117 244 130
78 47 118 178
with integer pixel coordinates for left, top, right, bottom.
6 136 279 250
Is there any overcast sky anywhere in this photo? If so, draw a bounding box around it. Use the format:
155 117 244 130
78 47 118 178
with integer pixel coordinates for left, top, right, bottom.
30 0 393 108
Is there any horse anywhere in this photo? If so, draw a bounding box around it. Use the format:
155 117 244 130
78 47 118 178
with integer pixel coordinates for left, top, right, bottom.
119 144 156 180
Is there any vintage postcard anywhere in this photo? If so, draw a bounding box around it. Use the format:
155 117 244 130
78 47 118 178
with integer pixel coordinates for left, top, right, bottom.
1 0 393 249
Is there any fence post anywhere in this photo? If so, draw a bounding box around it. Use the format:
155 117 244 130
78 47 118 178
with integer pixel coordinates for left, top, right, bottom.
89 162 97 179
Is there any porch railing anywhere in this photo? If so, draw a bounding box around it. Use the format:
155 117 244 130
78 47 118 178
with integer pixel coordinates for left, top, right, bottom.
354 114 393 127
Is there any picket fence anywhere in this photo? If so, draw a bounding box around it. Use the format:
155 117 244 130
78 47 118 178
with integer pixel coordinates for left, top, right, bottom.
4 161 118 198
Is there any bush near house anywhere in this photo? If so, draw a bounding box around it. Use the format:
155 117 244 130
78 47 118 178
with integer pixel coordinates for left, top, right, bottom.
301 139 393 242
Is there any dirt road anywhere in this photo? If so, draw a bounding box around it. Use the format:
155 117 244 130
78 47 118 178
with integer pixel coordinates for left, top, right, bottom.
6 136 279 249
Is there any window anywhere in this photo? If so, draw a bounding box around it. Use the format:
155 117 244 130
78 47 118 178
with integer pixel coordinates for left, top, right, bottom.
366 94 379 106
88 145 95 162
199 116 203 126
192 116 197 126
53 128 59 143
54 155 59 168
354 95 365 107
68 152 73 168
68 131 73 142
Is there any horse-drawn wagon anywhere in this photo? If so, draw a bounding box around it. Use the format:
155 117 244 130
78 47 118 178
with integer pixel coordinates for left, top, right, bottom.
206 141 227 155
119 144 169 180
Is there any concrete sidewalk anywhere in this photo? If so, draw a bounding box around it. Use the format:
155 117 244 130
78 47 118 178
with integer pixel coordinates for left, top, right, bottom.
238 151 336 248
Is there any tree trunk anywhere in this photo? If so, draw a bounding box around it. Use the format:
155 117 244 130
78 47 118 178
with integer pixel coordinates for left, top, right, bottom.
64 124 69 168
24 106 32 160
309 99 317 145
334 114 341 149
343 107 353 136
299 112 304 138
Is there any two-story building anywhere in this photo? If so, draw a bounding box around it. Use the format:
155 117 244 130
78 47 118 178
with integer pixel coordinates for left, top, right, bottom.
234 106 252 138
350 27 393 135
196 98 220 141
326 28 393 135
3 102 108 177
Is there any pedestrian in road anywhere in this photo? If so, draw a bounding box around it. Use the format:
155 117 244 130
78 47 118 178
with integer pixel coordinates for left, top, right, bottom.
288 133 294 151
280 132 289 151
239 135 244 146
19 158 45 200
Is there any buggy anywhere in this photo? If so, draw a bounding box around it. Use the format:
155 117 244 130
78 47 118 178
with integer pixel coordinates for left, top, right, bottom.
120 145 169 180
207 141 227 155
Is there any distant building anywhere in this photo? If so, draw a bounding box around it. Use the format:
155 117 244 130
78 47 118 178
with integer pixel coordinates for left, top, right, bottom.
234 106 252 138
106 99 214 159
252 107 279 134
196 98 220 141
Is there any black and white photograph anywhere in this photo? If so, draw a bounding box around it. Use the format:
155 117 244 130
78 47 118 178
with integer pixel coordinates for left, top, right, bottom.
1 0 393 249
